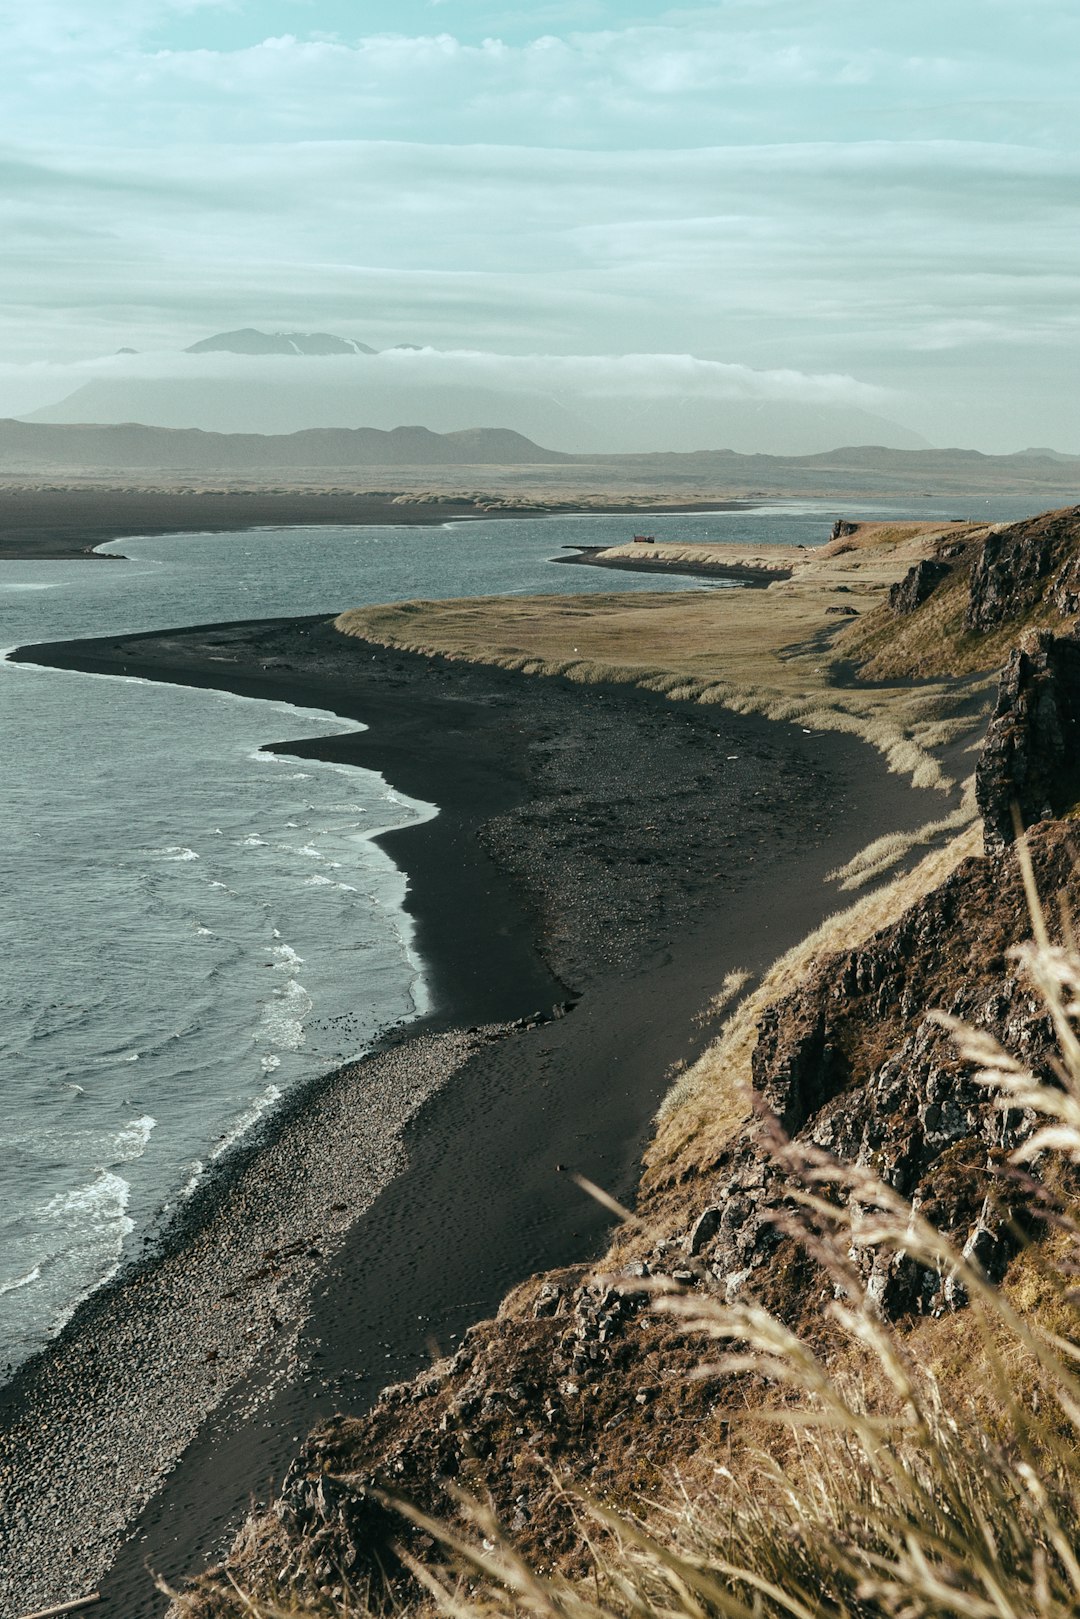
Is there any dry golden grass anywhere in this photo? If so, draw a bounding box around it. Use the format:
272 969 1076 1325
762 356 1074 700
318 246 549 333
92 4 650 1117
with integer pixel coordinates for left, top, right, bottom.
336 513 989 794
814 518 967 559
694 970 753 1029
825 774 980 891
836 548 1068 683
593 541 795 571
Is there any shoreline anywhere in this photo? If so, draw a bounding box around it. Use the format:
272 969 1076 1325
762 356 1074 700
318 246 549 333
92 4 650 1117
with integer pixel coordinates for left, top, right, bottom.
553 543 794 585
1 616 953 1617
0 484 755 561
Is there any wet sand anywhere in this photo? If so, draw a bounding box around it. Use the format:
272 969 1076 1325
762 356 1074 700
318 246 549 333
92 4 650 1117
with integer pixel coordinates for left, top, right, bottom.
0 617 951 1616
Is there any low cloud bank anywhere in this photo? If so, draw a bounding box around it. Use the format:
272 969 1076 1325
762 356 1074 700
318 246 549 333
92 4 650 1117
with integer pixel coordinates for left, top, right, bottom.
1 346 923 455
3 345 892 406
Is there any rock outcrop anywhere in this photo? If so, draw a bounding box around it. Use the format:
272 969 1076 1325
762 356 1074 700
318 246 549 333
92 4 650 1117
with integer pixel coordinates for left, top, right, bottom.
710 835 1061 1316
976 630 1080 851
967 507 1080 632
889 558 952 615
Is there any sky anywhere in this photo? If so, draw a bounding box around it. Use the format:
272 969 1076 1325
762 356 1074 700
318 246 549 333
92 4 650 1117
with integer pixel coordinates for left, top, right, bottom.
2 1 1078 451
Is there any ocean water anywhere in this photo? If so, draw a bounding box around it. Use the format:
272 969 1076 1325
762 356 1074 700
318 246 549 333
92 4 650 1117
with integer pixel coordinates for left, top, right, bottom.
0 497 1047 1375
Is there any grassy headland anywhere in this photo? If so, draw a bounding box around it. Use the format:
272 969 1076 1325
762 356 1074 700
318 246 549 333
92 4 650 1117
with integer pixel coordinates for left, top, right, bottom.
338 520 995 852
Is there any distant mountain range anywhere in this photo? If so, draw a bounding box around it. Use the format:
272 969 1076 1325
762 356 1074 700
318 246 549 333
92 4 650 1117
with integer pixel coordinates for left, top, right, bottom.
24 375 593 450
15 330 1078 465
21 328 931 457
25 378 929 458
0 420 570 470
2 419 1079 502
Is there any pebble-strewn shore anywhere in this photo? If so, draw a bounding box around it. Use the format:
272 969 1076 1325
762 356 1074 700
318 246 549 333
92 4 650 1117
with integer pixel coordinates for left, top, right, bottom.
0 1027 506 1615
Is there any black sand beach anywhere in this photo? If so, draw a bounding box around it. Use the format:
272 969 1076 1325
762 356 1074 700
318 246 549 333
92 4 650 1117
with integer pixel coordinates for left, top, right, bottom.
1 618 954 1617
0 487 513 561
0 484 752 561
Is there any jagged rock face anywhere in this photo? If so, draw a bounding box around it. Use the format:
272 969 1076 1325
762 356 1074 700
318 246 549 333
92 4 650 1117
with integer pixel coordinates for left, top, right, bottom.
889 559 952 615
690 829 1070 1321
976 631 1080 852
196 828 1077 1615
967 507 1080 632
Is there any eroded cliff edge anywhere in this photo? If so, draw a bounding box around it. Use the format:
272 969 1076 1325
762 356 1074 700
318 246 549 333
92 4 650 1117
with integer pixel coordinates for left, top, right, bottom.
180 506 1080 1616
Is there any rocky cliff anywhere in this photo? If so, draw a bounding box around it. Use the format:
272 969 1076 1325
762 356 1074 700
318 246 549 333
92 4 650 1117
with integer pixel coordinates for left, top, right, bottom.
967 507 1080 631
976 631 1080 852
839 503 1080 682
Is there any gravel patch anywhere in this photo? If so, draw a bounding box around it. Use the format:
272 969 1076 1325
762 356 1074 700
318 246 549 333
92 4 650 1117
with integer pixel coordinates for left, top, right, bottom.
0 1027 502 1616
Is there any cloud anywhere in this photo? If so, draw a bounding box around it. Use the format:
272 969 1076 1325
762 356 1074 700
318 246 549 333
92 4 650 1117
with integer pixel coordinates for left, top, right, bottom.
0 342 916 454
1 131 1077 389
0 343 892 410
0 0 230 55
1 4 1078 448
3 10 1076 151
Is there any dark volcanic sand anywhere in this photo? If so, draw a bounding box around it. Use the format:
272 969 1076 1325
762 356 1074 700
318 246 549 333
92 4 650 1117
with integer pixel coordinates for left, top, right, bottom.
1 619 951 1616
0 485 753 561
0 487 507 560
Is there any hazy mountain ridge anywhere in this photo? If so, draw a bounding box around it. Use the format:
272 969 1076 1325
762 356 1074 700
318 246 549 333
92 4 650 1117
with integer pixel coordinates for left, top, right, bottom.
25 378 928 456
22 328 932 455
24 376 596 450
2 419 1077 497
0 419 571 470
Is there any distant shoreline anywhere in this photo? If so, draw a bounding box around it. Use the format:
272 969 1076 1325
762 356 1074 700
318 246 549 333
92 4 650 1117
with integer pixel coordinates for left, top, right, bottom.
0 483 755 561
555 543 792 586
